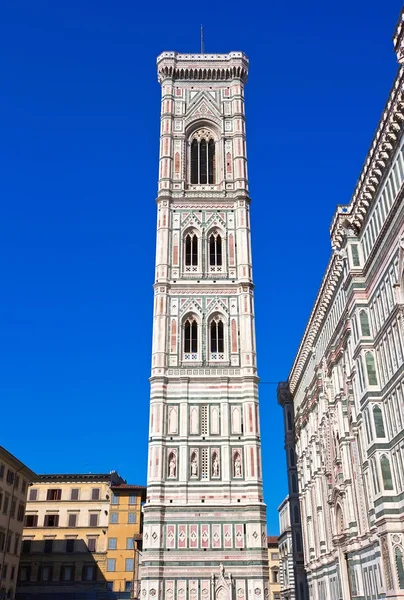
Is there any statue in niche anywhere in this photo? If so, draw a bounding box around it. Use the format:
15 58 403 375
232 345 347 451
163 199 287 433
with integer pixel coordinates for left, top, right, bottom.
191 454 198 477
212 455 219 477
234 454 242 478
168 453 176 478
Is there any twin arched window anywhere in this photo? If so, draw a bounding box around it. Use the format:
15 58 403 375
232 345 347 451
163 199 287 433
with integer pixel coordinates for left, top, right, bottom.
183 230 223 271
191 137 216 184
210 318 224 358
185 232 198 267
183 316 225 361
184 317 198 355
209 232 222 267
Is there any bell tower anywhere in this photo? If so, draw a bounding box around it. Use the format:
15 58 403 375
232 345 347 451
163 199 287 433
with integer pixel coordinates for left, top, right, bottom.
141 51 268 600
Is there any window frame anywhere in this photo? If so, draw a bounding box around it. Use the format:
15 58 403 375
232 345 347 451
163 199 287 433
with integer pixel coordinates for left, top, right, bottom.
207 228 225 274
182 228 200 273
208 315 226 362
182 315 200 362
189 132 217 185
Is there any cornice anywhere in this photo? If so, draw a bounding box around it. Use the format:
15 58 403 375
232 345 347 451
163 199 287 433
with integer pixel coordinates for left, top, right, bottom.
289 28 404 397
157 52 249 84
289 253 345 395
330 67 404 250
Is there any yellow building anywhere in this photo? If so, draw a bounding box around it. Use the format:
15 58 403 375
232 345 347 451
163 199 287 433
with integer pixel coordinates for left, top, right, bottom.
267 536 281 600
16 472 145 599
106 484 146 596
0 446 36 600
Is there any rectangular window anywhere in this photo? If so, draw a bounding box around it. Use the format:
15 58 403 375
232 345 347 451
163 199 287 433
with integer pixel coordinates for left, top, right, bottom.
87 538 96 552
24 515 38 527
108 537 117 550
47 489 62 501
271 552 279 560
61 566 74 581
351 244 360 267
70 488 79 500
17 502 25 522
19 566 31 582
110 512 118 524
21 479 27 494
91 488 100 501
0 464 4 479
89 513 99 527
15 475 20 491
28 488 38 501
107 559 116 572
40 566 53 581
111 493 119 505
125 558 134 572
125 581 133 591
68 513 78 527
126 537 134 550
3 495 9 514
82 565 95 581
128 512 136 524
129 495 137 505
14 534 20 555
10 566 15 581
6 533 12 553
66 539 75 553
44 514 59 527
10 498 16 519
22 539 31 554
44 539 53 553
0 532 5 552
6 470 15 485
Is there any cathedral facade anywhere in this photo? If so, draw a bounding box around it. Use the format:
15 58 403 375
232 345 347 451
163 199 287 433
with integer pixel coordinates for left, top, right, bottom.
140 52 268 600
280 9 404 600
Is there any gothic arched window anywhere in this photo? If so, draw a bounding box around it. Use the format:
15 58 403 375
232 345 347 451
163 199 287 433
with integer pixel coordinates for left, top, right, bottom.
380 455 393 491
210 317 224 359
365 351 378 385
185 232 198 267
184 317 198 359
373 405 386 438
360 310 371 337
209 232 222 267
190 133 216 184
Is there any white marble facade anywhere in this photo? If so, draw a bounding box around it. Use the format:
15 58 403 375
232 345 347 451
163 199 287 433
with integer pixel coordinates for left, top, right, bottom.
140 52 268 600
281 10 404 600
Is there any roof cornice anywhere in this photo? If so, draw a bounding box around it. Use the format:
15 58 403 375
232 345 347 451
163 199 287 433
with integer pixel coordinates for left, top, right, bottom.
289 253 344 394
289 21 404 396
330 67 404 250
157 52 249 83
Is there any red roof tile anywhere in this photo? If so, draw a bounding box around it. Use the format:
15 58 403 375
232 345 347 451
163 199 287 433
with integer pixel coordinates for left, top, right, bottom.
267 536 279 546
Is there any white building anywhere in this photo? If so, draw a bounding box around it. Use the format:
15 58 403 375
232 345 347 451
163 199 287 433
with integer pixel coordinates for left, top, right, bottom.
140 51 269 600
278 497 295 600
280 9 404 600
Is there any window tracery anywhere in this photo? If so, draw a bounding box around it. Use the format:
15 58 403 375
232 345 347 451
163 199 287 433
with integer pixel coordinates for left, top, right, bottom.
183 316 199 361
209 230 223 271
210 316 224 360
184 230 198 270
190 130 216 184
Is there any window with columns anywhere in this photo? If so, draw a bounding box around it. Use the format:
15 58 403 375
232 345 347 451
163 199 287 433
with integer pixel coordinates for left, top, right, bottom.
190 132 216 184
184 230 199 271
208 230 223 271
210 316 224 360
183 316 198 360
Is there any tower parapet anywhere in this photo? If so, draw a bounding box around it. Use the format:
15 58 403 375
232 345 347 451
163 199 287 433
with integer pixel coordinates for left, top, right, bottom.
157 52 249 83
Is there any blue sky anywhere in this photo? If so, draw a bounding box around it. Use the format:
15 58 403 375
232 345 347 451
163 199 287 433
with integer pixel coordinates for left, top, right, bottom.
1 1 402 534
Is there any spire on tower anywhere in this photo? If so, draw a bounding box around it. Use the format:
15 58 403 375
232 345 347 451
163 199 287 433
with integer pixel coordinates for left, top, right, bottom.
200 25 204 54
